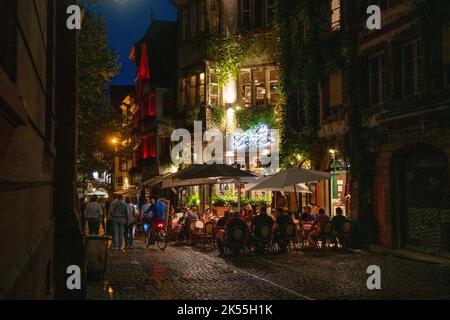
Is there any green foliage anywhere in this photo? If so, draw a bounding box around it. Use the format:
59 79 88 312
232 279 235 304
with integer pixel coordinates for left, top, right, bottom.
275 0 345 166
234 104 277 131
208 32 258 85
212 191 271 207
209 105 225 128
77 11 120 181
187 194 200 208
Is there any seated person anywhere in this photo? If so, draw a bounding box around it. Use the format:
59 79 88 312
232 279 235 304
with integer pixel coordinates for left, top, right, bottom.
331 207 346 246
274 208 293 253
176 210 196 245
204 208 213 222
252 206 274 235
243 210 254 225
301 205 315 222
215 211 231 255
307 208 330 247
219 212 249 255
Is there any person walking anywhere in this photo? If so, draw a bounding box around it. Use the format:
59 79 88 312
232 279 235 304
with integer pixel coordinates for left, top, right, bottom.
110 195 128 250
84 195 103 235
124 198 137 249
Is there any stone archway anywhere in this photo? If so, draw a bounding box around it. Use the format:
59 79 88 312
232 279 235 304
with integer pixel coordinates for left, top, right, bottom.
392 145 450 257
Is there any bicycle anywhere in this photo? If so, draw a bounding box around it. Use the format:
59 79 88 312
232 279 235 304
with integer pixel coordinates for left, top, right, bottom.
144 219 168 251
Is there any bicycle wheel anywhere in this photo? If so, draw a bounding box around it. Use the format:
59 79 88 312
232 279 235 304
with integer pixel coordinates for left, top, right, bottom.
157 228 168 251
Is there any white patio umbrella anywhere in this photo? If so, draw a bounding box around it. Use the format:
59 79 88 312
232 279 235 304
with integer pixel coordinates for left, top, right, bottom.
250 168 333 211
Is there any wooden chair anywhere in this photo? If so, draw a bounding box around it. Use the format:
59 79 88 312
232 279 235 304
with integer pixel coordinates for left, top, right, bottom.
198 221 215 250
276 222 296 253
340 220 352 249
253 224 273 255
189 220 197 246
224 224 247 257
320 221 333 249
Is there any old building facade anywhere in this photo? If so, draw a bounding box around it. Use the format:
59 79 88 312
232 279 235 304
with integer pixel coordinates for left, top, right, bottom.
280 0 450 257
130 20 178 189
0 0 82 298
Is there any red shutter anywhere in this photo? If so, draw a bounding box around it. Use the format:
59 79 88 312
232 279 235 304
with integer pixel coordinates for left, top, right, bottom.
142 136 149 159
148 92 156 116
139 42 151 81
149 134 156 158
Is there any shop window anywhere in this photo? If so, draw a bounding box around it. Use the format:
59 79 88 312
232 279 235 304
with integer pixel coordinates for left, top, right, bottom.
402 39 423 97
268 68 279 104
190 75 197 108
368 54 384 106
254 70 266 104
200 73 206 104
208 0 219 33
240 70 252 107
0 0 17 83
209 72 220 106
330 0 341 31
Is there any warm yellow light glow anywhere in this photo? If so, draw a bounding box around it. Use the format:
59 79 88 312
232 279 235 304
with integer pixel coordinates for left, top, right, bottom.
223 79 236 104
329 149 337 156
110 137 119 145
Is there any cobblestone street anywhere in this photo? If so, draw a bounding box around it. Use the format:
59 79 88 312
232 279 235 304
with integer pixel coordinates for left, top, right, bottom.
87 239 450 300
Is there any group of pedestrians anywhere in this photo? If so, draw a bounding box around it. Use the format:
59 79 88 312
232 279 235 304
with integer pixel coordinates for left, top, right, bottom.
83 194 138 250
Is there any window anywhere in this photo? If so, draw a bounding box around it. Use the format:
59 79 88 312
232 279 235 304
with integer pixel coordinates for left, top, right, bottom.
326 71 343 117
0 0 17 82
402 39 423 96
240 70 252 107
240 0 272 30
330 0 341 31
142 135 156 159
266 0 276 27
190 3 198 38
254 0 264 29
239 67 278 107
209 71 220 106
199 73 206 104
190 75 197 107
268 68 279 104
241 0 252 29
160 137 171 162
254 70 266 104
208 0 219 33
368 55 383 105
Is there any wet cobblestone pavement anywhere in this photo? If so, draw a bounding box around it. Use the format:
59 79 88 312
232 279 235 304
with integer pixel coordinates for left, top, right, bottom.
88 240 450 300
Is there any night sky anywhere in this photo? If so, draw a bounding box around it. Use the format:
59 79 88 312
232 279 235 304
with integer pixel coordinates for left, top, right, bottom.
93 0 177 85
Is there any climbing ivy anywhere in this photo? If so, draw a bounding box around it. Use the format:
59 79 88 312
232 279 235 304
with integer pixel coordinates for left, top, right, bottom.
208 32 258 85
275 0 345 167
234 103 277 131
